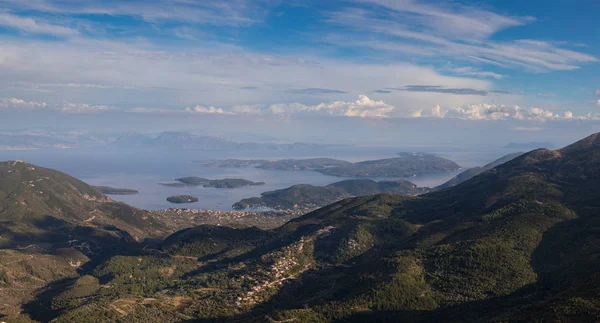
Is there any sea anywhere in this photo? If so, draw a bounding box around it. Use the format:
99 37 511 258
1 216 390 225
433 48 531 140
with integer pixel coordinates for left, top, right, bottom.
0 145 514 211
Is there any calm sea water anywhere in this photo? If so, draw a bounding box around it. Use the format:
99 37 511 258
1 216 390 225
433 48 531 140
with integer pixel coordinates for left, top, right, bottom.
0 146 511 210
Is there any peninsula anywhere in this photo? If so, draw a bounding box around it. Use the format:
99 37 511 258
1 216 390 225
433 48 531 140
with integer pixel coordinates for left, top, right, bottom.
200 155 460 178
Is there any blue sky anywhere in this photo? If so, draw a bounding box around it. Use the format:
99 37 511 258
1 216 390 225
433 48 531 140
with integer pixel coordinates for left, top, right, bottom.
0 0 599 133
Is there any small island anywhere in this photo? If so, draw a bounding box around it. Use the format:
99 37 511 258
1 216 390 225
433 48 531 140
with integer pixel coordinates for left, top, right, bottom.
166 195 199 204
158 182 187 188
173 176 265 188
93 186 139 195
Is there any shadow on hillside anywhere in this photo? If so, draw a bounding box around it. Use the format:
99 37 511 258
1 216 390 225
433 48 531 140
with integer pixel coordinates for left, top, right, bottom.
23 277 80 322
530 214 600 290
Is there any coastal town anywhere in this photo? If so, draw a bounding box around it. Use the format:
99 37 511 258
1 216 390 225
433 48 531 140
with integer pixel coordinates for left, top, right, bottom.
152 208 310 230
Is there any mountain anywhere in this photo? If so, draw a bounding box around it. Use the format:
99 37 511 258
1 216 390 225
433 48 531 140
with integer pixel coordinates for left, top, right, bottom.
112 132 151 147
0 161 174 319
203 156 461 178
233 179 428 210
112 131 339 151
0 161 168 244
434 152 524 191
6 133 600 322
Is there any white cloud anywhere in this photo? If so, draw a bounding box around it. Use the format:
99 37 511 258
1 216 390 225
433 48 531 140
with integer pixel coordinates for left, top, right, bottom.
1 97 113 114
328 3 597 72
595 89 600 96
185 105 235 115
1 97 48 109
446 66 504 79
597 99 600 107
414 103 594 121
0 12 79 36
0 39 494 112
125 95 396 118
266 95 395 118
351 0 530 40
0 0 269 27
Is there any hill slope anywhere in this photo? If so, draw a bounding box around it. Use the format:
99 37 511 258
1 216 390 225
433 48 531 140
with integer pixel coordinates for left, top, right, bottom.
8 134 600 322
0 161 167 244
0 161 173 319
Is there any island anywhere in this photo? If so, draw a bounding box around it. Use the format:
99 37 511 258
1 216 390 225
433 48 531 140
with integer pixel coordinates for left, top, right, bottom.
233 178 429 210
173 176 265 188
200 156 460 178
158 182 187 187
93 186 139 195
166 195 199 204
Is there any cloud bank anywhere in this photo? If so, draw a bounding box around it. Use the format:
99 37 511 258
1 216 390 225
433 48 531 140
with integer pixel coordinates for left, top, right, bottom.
6 94 591 123
1 97 114 114
414 103 594 121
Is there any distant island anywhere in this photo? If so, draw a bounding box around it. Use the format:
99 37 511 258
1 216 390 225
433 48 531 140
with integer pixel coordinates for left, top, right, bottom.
396 152 436 157
173 177 265 188
233 178 429 210
166 195 199 204
201 156 460 178
112 131 344 151
93 186 139 195
504 142 554 150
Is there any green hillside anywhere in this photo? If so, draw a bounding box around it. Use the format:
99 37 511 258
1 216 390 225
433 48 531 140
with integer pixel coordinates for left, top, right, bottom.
4 133 600 322
0 161 173 320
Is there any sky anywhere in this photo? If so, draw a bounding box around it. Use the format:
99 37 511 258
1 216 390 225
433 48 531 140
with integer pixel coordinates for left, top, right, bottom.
0 0 599 146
